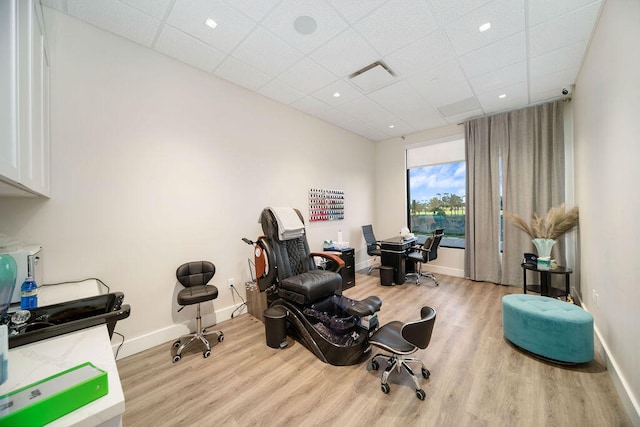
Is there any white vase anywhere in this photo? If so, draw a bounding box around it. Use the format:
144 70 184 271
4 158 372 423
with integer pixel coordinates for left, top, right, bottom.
532 238 556 270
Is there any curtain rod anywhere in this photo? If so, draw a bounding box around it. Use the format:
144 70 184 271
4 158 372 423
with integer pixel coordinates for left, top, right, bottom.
457 96 572 125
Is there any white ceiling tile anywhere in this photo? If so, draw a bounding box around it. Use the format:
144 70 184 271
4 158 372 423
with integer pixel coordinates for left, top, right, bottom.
459 31 526 78
337 96 397 125
443 108 484 125
261 0 348 54
258 79 305 104
529 67 579 95
408 60 475 106
224 0 282 22
429 0 493 25
368 80 431 117
155 26 226 72
355 0 438 56
328 0 388 24
444 0 525 56
120 0 172 20
66 0 161 47
309 28 380 77
528 1 601 57
468 61 527 95
528 0 601 27
291 96 332 116
214 56 272 91
384 30 455 78
167 0 256 54
232 26 304 77
368 119 416 138
277 58 337 93
477 81 528 113
529 41 587 79
312 79 362 106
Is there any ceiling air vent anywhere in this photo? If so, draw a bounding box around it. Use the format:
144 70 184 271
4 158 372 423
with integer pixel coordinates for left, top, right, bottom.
348 61 395 93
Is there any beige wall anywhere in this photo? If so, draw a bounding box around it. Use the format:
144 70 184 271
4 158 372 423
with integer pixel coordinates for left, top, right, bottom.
0 10 376 358
573 0 640 423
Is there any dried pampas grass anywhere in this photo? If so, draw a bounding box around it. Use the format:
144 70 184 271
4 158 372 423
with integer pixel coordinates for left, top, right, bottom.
505 204 579 239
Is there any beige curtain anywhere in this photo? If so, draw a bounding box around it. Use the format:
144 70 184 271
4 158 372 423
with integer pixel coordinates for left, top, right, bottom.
465 101 565 285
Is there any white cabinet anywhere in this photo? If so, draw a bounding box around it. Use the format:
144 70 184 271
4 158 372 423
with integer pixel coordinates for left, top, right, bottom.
0 0 50 197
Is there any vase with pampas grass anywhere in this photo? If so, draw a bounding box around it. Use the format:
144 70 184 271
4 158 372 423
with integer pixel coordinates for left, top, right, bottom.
505 204 579 269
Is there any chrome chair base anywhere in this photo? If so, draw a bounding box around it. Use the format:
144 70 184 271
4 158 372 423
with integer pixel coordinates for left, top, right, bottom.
406 269 439 286
172 303 224 362
371 352 431 399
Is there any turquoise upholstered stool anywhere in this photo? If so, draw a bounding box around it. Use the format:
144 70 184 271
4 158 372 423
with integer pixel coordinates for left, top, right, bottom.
502 294 594 363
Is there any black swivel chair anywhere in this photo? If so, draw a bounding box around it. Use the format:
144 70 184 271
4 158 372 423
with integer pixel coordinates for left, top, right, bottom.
172 261 224 363
406 228 444 286
362 224 382 274
369 306 436 400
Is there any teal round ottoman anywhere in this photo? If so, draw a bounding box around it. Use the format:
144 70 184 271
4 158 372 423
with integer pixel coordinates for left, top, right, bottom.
502 294 594 363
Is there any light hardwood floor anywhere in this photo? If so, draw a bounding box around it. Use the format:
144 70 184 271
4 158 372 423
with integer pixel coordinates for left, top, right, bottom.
117 272 631 426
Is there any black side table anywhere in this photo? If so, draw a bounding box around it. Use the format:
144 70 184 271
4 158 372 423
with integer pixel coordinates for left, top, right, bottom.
521 263 572 299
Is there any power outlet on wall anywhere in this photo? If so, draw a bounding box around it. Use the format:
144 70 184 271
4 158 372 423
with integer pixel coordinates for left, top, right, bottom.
227 278 235 289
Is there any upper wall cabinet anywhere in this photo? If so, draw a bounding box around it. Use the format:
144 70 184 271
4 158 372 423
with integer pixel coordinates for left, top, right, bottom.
0 0 50 198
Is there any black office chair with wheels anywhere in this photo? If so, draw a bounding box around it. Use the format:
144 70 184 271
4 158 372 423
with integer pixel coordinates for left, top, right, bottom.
406 228 444 286
172 261 224 363
369 306 436 400
362 224 382 274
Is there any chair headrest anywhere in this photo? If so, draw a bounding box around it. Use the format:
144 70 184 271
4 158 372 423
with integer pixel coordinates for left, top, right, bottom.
260 207 305 241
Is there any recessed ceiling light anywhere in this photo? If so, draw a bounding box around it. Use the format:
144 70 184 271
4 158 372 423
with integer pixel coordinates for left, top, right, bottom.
205 18 217 29
479 22 491 32
389 125 395 129
293 16 317 35
499 93 507 99
333 92 341 98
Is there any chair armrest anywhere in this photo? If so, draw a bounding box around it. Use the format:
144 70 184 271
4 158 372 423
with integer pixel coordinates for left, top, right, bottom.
312 252 345 272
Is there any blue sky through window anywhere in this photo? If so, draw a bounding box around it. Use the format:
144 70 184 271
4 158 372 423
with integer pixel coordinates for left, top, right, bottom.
408 162 466 203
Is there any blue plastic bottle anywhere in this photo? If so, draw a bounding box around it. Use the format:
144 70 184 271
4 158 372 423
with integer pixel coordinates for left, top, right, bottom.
20 277 38 310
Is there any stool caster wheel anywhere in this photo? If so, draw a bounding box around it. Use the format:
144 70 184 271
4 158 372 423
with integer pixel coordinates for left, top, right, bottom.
172 340 180 349
416 389 426 400
422 368 430 379
203 350 211 358
381 383 390 394
172 354 181 363
371 360 379 371
218 333 224 342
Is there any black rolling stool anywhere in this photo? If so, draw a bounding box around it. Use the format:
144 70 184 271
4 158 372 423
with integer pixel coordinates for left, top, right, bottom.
172 261 224 363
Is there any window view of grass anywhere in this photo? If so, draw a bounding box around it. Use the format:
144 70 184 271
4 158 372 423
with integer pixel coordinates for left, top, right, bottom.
407 162 466 247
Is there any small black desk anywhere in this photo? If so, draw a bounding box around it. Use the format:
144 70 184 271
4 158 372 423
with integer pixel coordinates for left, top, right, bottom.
521 263 572 299
380 236 417 285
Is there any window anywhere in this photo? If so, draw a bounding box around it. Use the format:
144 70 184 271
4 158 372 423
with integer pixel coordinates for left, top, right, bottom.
406 138 465 248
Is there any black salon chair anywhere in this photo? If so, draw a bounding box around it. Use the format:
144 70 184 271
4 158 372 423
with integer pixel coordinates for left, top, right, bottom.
172 261 224 363
406 229 444 286
362 224 382 274
369 306 436 400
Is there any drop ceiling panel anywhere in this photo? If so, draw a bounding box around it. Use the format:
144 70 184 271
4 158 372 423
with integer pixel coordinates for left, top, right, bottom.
309 29 380 77
66 0 160 47
354 0 438 56
167 0 256 54
261 0 348 54
529 41 587 79
459 31 526 78
429 0 493 25
349 64 395 93
477 82 528 113
469 61 527 95
224 0 282 22
530 67 579 94
384 30 455 78
312 79 362 106
231 26 303 77
528 1 602 57
214 56 272 91
407 60 475 107
528 0 601 27
291 96 331 116
155 26 226 73
277 58 336 93
328 0 389 24
444 0 525 56
337 96 399 127
258 79 305 104
120 0 172 20
368 81 440 130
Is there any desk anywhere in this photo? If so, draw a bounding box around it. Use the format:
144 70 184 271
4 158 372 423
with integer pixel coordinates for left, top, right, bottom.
521 263 572 299
380 236 417 285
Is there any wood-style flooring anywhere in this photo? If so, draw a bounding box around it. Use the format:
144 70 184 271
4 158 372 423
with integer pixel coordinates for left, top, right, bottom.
116 272 631 426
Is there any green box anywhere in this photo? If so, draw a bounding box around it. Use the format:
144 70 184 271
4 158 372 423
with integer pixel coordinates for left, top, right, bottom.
0 362 108 426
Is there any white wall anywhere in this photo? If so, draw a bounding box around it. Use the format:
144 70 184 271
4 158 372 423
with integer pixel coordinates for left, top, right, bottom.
0 10 376 358
573 0 640 423
375 124 465 276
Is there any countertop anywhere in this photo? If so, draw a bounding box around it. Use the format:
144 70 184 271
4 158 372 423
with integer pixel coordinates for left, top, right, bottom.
0 324 124 427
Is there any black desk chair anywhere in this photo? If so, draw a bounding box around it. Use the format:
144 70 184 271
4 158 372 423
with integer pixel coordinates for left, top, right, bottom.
369 306 436 400
172 261 224 363
362 224 382 274
406 228 444 286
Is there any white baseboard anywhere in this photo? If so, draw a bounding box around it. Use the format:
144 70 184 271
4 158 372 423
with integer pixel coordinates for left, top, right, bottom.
111 303 243 360
576 296 640 426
